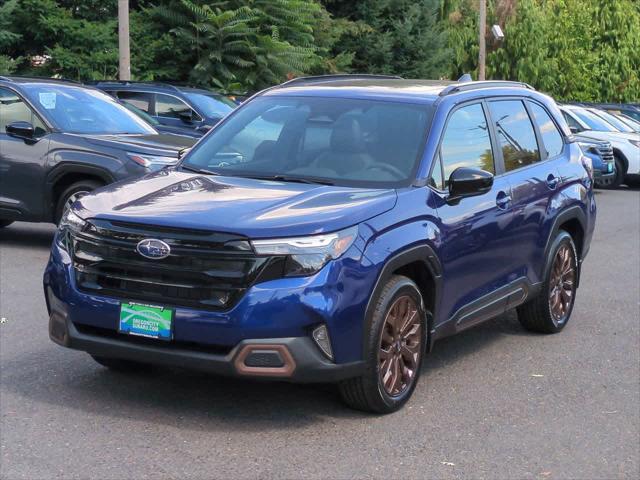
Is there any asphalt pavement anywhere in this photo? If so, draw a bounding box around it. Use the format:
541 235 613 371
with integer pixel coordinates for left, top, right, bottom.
1 187 639 479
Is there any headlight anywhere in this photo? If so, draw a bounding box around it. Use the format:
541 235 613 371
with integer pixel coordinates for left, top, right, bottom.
56 210 86 251
127 153 178 168
628 139 640 148
251 226 358 276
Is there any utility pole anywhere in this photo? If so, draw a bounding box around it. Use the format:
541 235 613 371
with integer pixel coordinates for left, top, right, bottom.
118 0 131 80
478 0 486 81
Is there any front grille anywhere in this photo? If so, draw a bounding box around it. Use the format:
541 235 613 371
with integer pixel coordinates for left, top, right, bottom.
71 219 285 310
596 143 614 163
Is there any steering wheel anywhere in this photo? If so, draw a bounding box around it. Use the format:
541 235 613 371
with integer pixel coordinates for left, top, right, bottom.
364 162 406 180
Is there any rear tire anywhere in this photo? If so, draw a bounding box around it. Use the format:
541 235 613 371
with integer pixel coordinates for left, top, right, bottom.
0 220 13 228
54 180 103 224
91 355 151 372
517 231 578 334
338 275 427 414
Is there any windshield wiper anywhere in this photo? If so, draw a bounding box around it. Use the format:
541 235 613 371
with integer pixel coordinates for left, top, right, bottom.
239 174 335 186
181 164 218 175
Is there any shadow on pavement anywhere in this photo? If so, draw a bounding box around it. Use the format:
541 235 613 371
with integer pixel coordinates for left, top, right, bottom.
3 310 532 430
0 223 56 249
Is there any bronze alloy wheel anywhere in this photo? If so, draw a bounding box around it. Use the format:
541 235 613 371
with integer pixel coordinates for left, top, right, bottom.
548 243 576 325
378 295 423 397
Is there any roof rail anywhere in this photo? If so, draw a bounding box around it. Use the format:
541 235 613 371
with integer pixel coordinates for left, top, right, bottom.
439 80 534 96
0 75 81 84
88 80 183 92
280 74 402 87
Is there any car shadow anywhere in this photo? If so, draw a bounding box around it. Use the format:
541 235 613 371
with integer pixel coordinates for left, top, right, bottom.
0 223 56 249
3 310 532 429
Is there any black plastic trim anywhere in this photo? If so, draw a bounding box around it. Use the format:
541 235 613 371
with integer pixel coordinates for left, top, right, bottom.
51 316 365 383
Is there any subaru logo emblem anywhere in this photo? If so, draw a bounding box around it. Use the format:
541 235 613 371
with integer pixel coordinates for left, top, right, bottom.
136 239 171 260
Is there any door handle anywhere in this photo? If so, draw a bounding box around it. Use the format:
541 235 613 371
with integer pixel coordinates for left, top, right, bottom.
496 191 512 210
546 174 559 190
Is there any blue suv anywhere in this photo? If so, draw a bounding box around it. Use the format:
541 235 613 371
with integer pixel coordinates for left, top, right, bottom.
44 75 596 413
91 81 236 137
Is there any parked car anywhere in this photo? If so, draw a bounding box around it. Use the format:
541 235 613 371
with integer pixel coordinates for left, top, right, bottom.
120 101 202 138
609 111 640 133
559 104 640 187
0 76 196 226
589 103 640 123
574 135 616 188
586 107 637 134
92 81 236 137
45 75 596 413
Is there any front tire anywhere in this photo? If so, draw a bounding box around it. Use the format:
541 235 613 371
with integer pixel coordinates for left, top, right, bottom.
339 275 427 414
54 180 103 224
517 231 578 334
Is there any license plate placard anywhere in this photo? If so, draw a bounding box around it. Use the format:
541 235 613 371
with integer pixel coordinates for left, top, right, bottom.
119 302 173 341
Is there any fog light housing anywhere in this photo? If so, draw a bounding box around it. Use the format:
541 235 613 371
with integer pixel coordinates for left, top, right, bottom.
312 324 333 361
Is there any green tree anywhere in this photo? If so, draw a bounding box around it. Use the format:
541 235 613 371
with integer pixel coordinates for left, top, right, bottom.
323 0 451 78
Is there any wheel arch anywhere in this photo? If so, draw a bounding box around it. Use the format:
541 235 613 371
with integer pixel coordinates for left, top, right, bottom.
363 244 442 355
543 205 586 286
46 164 114 221
612 148 629 175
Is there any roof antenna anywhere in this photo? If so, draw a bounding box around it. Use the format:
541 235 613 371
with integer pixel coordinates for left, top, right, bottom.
458 73 473 82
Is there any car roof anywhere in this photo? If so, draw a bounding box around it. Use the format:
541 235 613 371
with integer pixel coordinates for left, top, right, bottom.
0 75 84 88
261 76 535 105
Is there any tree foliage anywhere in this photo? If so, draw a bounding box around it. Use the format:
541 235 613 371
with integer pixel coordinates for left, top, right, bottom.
0 0 638 101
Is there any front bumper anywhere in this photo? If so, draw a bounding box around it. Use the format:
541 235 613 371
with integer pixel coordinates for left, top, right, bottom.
44 237 376 381
48 313 364 382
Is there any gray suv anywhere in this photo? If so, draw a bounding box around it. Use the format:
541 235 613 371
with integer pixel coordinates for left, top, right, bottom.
0 77 196 226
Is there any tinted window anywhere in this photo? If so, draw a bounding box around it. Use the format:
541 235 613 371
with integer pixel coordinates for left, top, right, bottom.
571 108 616 132
0 87 47 136
562 111 583 131
530 103 563 158
155 94 198 120
116 91 152 112
183 96 432 188
438 103 494 188
20 85 156 135
589 108 634 133
185 93 235 118
489 100 540 172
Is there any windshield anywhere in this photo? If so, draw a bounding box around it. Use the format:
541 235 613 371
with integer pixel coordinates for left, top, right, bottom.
185 92 235 118
182 96 432 188
589 109 635 133
22 85 156 135
618 113 640 130
571 107 617 132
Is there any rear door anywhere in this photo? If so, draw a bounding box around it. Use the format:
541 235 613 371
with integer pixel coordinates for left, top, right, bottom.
0 87 51 221
486 99 564 286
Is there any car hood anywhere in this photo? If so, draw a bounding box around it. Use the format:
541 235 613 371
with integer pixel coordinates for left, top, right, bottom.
82 133 196 156
76 170 397 237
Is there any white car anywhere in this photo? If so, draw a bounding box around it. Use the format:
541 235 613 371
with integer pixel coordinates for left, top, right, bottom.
559 104 640 187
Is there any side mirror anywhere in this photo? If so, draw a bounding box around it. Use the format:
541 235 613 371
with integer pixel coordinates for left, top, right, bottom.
569 125 580 134
448 167 494 201
178 110 194 124
6 121 35 141
178 148 191 160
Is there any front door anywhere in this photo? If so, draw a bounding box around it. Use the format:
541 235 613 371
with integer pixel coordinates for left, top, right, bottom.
0 87 51 221
430 101 517 330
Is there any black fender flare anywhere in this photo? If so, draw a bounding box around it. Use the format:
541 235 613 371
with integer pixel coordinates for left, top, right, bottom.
45 163 115 219
362 244 442 356
542 205 586 285
611 148 629 175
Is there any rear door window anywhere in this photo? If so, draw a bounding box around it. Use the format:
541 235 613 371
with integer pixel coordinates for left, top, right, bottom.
529 103 564 158
488 100 540 172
